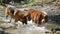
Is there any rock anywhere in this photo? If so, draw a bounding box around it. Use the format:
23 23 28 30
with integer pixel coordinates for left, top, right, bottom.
0 30 9 34
0 28 9 34
0 23 15 30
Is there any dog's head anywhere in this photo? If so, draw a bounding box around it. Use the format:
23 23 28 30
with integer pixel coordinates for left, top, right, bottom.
5 6 15 16
41 14 48 23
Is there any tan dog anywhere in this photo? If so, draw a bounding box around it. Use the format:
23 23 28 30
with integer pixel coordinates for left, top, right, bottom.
5 5 15 23
5 5 27 25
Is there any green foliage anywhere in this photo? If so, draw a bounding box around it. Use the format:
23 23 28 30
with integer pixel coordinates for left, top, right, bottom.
24 0 35 4
0 19 5 23
0 0 3 4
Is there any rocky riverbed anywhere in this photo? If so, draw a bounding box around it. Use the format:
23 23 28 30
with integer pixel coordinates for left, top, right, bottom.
0 3 60 34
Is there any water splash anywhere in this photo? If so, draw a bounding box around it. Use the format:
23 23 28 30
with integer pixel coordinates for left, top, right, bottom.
17 20 48 34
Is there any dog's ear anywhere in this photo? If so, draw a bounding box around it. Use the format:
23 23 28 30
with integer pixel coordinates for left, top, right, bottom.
44 15 48 22
44 15 48 19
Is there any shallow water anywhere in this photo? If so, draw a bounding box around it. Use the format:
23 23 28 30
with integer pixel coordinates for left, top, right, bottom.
13 21 49 34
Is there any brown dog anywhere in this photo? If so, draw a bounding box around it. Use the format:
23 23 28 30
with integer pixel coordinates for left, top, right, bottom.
5 5 27 25
26 9 48 26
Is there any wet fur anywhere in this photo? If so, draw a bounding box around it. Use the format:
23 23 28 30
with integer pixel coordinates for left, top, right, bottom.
5 6 27 25
26 9 48 26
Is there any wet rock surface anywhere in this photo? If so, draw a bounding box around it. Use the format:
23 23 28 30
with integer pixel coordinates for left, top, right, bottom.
0 28 9 34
